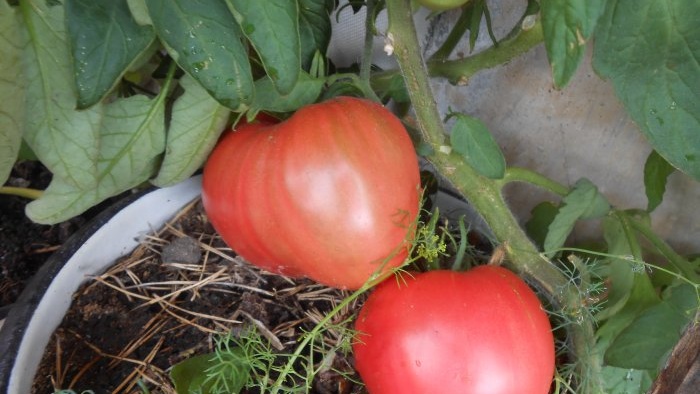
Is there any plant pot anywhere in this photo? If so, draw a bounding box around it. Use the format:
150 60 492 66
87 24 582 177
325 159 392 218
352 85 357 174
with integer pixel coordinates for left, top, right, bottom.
0 176 203 394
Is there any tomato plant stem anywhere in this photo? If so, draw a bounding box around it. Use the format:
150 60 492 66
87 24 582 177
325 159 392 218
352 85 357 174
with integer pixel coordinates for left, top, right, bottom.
384 1 604 391
0 186 43 200
359 0 377 82
500 167 570 197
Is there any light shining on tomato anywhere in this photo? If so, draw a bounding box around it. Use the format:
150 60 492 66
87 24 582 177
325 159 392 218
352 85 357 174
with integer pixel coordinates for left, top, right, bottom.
202 97 421 289
353 266 555 393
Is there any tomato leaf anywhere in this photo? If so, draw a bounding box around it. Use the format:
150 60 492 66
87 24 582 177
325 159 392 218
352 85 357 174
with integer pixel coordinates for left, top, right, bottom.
524 201 559 251
595 214 656 322
226 0 300 95
298 0 333 69
601 366 653 394
540 0 605 88
604 284 699 370
26 94 165 224
65 0 155 109
593 0 700 180
20 0 103 190
0 2 27 185
250 72 323 114
152 75 230 187
170 351 249 394
145 0 254 110
449 114 505 179
543 178 610 254
643 150 676 212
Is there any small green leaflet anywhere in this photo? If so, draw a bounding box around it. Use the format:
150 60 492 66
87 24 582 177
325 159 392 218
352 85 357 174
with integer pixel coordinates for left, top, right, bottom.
151 75 230 187
601 366 653 394
543 178 610 254
65 0 156 108
146 0 254 110
250 71 323 114
525 201 558 251
0 1 27 184
593 0 700 180
449 114 505 179
226 0 301 95
170 352 248 394
298 0 333 70
540 0 605 88
604 284 699 370
643 150 675 212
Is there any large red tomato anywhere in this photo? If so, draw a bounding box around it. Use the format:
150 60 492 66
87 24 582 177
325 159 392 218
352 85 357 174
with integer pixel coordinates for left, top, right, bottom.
353 266 555 393
202 97 421 289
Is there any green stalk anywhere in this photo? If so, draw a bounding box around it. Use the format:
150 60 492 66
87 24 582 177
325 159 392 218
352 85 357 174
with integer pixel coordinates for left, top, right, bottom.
500 167 570 197
0 186 43 200
427 17 544 84
384 0 604 391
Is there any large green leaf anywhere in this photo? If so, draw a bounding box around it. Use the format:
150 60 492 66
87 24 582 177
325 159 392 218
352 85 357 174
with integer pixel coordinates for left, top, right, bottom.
543 178 610 254
152 75 230 187
65 0 155 109
146 0 254 110
605 284 698 369
226 0 300 95
0 2 27 184
298 0 333 69
26 94 165 224
601 366 653 394
20 0 103 189
593 0 700 180
541 0 605 88
449 114 506 179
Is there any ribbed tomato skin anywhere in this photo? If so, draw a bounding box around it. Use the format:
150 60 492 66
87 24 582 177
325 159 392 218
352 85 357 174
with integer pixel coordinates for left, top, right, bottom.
202 97 421 289
353 266 555 393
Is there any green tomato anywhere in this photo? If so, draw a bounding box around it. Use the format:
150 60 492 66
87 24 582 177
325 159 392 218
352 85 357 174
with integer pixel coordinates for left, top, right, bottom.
416 0 470 11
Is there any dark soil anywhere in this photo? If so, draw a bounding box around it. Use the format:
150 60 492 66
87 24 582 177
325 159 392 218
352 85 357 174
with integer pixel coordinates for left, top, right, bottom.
1 162 87 314
32 200 364 394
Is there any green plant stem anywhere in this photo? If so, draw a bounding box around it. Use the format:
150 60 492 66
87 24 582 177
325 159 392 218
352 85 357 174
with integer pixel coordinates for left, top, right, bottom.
428 17 544 84
500 167 569 197
626 214 700 284
429 4 473 63
384 0 603 391
359 0 376 82
0 186 43 200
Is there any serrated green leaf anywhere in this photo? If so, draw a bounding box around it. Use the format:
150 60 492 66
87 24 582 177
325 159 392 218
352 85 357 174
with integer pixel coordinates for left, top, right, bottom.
146 0 254 110
643 150 676 212
449 114 505 179
66 0 155 109
298 0 332 70
250 71 322 114
525 201 559 251
543 178 610 254
601 366 653 394
20 0 103 189
605 284 698 369
152 76 230 187
0 2 27 184
226 0 300 95
26 94 165 224
593 0 700 180
541 0 605 88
